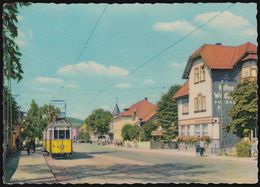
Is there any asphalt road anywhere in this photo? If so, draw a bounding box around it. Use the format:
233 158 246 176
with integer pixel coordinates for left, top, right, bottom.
44 143 258 184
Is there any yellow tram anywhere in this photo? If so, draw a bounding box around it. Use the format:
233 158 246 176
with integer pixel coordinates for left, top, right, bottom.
43 119 73 158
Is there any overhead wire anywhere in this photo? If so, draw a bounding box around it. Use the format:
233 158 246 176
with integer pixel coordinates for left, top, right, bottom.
56 4 109 99
82 3 236 109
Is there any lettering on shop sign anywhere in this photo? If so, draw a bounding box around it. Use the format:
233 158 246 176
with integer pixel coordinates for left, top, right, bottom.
213 83 235 110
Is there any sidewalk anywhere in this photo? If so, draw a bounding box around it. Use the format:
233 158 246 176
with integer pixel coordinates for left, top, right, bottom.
10 149 56 184
105 144 257 163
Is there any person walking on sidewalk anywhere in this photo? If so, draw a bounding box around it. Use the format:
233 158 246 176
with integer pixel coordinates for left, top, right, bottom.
15 136 21 153
30 138 36 153
26 139 31 155
199 139 205 156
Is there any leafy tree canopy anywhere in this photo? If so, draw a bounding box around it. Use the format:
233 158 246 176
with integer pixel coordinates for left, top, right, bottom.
121 123 142 141
226 80 257 138
40 104 61 124
3 3 30 82
85 108 112 136
141 120 159 141
156 85 181 141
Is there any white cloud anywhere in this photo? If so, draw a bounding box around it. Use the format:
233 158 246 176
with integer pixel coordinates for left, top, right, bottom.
35 88 49 92
65 83 79 89
153 20 196 33
113 83 132 89
17 15 24 21
151 94 159 100
33 76 64 85
58 61 129 77
70 112 86 120
143 79 155 85
170 62 185 69
242 28 257 37
15 28 34 47
100 104 111 111
194 11 250 29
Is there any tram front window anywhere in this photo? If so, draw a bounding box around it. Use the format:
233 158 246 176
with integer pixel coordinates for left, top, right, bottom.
59 130 65 139
66 130 70 139
54 130 58 139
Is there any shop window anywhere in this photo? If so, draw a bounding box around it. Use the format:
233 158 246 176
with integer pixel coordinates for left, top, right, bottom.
195 125 200 136
187 125 190 136
180 126 185 136
202 125 208 136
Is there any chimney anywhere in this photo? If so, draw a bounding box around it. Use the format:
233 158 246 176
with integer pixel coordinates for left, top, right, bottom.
216 43 222 45
144 97 148 101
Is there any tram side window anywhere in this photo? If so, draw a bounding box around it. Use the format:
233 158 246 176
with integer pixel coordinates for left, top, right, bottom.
54 130 58 139
59 130 65 139
66 130 70 139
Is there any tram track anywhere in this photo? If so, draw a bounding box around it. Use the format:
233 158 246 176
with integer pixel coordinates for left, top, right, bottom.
43 154 77 182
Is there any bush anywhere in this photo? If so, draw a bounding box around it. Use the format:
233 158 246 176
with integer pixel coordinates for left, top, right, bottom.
177 135 211 145
121 123 141 141
235 140 252 157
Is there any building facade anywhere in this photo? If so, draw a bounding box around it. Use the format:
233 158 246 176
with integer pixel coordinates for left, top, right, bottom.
111 97 157 141
174 42 257 150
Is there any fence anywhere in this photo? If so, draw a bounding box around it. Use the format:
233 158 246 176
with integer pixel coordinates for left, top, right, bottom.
150 141 178 149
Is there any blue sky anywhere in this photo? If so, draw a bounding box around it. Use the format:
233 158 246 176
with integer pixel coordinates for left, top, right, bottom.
12 3 257 120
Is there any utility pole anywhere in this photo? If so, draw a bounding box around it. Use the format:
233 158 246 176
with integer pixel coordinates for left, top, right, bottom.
220 80 223 155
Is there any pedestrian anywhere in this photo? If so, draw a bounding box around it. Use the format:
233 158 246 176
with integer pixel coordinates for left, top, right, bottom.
199 139 205 156
26 139 31 155
30 138 36 153
15 136 20 153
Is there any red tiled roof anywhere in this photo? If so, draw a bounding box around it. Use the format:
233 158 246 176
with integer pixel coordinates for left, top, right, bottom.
173 81 189 99
190 42 257 69
118 98 157 122
241 53 258 62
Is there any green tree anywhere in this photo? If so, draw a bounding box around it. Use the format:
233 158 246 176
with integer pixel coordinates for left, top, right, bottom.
3 3 30 81
141 120 159 141
85 108 112 136
78 131 90 141
121 124 142 141
226 80 257 138
156 85 181 141
40 104 61 124
23 100 43 139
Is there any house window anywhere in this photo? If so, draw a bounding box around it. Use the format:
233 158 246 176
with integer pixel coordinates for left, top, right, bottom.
195 125 200 136
202 96 206 110
241 64 257 81
202 125 208 136
194 94 206 112
242 66 251 78
182 98 189 114
251 67 257 77
194 67 199 83
200 65 205 81
194 97 198 111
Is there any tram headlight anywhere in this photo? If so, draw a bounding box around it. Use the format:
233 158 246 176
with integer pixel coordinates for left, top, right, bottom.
60 144 64 149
